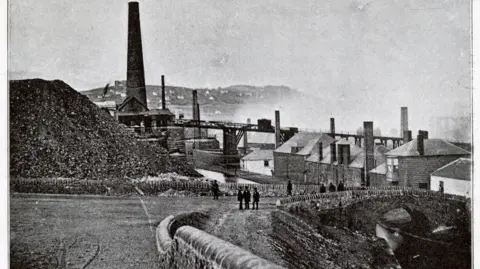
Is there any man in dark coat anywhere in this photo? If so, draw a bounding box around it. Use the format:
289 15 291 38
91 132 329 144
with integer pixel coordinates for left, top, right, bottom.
212 180 219 200
329 182 336 192
237 187 244 210
320 183 326 193
253 188 260 210
337 181 345 192
244 186 251 209
287 180 292 196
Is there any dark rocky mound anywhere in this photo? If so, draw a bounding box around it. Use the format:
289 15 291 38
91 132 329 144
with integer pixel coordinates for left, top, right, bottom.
9 79 200 179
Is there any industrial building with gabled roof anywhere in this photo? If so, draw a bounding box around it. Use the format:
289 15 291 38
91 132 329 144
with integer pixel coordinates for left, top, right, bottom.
384 131 470 189
273 132 334 182
430 158 472 197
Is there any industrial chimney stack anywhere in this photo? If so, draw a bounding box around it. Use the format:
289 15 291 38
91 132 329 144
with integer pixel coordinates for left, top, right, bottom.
400 107 408 137
330 118 335 138
364 121 374 186
275 110 281 149
161 75 166 110
126 2 147 108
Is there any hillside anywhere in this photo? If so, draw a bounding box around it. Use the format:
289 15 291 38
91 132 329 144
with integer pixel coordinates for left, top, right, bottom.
9 79 199 179
83 83 299 109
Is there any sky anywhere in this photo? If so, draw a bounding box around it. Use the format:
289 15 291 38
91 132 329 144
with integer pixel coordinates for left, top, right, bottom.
8 0 472 135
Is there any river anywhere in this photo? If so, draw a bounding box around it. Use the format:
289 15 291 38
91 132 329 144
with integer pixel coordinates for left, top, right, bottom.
195 168 258 184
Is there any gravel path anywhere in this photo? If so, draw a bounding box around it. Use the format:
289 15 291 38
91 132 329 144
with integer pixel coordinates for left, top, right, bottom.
204 198 287 267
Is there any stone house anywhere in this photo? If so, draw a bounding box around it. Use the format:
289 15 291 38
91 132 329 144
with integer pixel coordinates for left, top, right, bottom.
273 132 334 182
240 149 274 176
384 133 470 189
430 158 471 197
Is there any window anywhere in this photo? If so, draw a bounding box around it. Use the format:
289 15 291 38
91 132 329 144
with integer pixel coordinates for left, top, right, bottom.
264 160 269 167
418 183 428 189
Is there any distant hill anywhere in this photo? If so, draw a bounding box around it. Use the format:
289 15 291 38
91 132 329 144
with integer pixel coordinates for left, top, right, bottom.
82 83 302 109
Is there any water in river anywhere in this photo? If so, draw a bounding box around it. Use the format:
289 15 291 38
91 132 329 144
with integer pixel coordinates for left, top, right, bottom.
195 168 258 184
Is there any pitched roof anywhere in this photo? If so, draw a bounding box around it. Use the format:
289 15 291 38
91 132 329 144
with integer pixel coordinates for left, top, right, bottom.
241 149 274 161
370 163 387 175
247 132 275 144
385 139 470 157
118 96 148 112
349 145 391 168
306 138 362 164
431 158 472 181
275 132 334 155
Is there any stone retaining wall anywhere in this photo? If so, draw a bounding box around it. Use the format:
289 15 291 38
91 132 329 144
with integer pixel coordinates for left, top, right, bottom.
156 215 285 269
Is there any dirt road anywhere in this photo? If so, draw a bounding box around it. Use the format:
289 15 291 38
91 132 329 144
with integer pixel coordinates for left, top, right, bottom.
10 194 281 269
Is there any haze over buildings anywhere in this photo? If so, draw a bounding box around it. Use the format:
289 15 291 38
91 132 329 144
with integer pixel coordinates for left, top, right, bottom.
8 0 471 139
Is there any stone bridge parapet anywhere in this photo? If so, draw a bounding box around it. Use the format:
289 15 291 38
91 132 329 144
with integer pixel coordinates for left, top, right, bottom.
276 187 467 209
156 214 285 269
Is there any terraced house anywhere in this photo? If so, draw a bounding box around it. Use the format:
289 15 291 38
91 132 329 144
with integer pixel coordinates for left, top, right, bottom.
384 132 470 189
305 138 390 186
273 132 334 182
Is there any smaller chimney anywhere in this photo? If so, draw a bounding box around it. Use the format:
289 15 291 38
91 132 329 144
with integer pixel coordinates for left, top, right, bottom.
403 130 412 143
197 104 201 121
344 145 351 165
318 142 323 161
330 118 335 137
192 90 198 120
275 110 281 149
161 75 166 110
330 143 337 164
417 133 425 156
419 130 429 139
247 118 251 124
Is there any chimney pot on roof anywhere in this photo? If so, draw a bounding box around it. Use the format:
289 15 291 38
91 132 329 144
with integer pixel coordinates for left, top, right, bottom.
319 142 323 160
403 130 412 143
330 118 335 138
417 133 425 156
330 143 337 164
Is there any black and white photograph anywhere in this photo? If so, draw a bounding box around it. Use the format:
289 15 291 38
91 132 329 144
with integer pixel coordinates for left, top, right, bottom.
6 0 476 268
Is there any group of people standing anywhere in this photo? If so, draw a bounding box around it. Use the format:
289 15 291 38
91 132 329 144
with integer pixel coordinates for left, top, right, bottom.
237 186 260 210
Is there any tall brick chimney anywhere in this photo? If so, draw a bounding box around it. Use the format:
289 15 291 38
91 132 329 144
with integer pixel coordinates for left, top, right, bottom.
126 2 147 108
403 130 412 143
400 107 408 137
192 90 198 121
417 133 425 156
330 143 337 164
330 118 335 138
364 121 374 186
275 110 281 149
161 75 166 110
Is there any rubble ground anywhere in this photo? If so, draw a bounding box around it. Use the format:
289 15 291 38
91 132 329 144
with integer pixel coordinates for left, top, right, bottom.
9 79 199 179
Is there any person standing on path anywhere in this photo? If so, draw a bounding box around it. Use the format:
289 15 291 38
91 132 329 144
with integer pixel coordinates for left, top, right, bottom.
253 188 260 210
320 183 326 193
287 180 292 196
329 182 336 192
212 180 220 200
238 187 244 210
337 181 345 192
244 186 251 209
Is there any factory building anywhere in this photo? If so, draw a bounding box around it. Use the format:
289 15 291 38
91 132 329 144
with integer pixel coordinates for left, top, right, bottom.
430 158 471 197
384 131 470 189
273 132 335 182
116 2 175 133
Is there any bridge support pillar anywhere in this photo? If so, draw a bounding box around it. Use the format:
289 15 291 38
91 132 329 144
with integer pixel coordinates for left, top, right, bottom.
223 128 238 157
